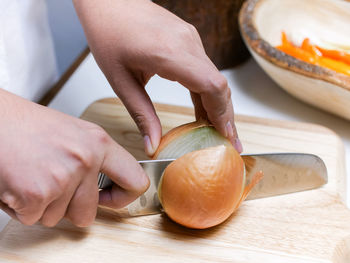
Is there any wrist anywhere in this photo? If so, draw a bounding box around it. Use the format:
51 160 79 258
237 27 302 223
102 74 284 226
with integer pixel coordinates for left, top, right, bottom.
0 88 36 121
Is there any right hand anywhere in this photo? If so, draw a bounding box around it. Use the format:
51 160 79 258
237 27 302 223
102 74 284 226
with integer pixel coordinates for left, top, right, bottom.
0 89 149 227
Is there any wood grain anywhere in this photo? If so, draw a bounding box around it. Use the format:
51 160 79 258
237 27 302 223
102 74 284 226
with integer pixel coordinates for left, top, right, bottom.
0 98 348 263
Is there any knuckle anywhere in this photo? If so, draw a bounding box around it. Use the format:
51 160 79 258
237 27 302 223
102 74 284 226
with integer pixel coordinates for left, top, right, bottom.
156 24 198 58
131 112 148 134
15 209 40 226
70 126 108 171
131 112 159 137
50 169 70 195
22 187 46 203
1 191 20 210
216 105 227 118
179 23 196 38
187 23 198 36
86 123 110 145
207 74 228 94
155 43 177 63
91 126 110 145
66 121 111 171
76 150 95 171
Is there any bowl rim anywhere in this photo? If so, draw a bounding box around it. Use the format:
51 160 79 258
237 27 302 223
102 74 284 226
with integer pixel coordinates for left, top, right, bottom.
239 0 350 91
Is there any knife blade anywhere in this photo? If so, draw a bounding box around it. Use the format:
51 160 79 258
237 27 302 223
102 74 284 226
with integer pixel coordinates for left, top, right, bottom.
243 153 327 200
98 153 327 216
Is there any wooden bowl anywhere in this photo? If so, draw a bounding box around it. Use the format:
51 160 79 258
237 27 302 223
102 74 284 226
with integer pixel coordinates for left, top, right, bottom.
239 0 350 120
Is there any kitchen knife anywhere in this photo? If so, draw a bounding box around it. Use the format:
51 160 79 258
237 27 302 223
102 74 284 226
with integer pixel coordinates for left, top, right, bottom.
98 153 327 216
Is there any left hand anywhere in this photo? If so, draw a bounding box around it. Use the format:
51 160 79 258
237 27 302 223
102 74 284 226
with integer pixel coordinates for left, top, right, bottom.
73 0 242 156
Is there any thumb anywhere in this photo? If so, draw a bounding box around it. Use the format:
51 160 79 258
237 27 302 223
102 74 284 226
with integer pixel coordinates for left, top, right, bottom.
111 69 162 156
99 141 150 209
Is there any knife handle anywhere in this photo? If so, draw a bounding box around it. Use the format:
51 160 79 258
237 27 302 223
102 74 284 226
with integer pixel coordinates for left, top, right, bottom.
98 173 113 189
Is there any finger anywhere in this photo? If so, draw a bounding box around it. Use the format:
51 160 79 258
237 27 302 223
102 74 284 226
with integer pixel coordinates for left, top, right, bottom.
65 174 99 227
191 90 242 152
225 99 243 153
156 56 242 151
111 68 161 156
39 185 77 227
0 200 17 219
190 92 208 121
1 189 52 226
99 142 150 209
39 166 83 227
99 184 142 210
201 86 243 152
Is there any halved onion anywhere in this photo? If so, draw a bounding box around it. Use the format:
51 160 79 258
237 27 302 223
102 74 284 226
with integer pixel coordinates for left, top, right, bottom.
154 120 263 229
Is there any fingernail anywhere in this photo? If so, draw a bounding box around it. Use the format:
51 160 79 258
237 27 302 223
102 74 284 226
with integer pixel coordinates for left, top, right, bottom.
225 121 234 138
144 135 155 156
235 138 243 153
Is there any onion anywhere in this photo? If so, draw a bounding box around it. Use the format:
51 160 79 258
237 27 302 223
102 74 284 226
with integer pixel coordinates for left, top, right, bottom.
154 120 263 229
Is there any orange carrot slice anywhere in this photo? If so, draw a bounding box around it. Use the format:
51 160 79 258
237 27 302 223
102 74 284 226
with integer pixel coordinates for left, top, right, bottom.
301 38 322 57
277 32 350 76
317 46 350 66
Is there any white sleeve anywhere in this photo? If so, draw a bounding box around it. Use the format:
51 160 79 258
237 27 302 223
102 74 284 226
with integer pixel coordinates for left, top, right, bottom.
0 0 58 102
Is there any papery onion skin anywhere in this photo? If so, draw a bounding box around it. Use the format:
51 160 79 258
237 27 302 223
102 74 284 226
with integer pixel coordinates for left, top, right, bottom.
153 120 209 159
153 120 230 160
158 144 245 229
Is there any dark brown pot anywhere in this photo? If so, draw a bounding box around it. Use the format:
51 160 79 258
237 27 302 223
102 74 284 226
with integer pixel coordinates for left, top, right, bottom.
153 0 250 70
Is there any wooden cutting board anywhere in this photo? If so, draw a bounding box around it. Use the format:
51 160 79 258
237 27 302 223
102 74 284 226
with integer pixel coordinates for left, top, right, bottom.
0 98 349 263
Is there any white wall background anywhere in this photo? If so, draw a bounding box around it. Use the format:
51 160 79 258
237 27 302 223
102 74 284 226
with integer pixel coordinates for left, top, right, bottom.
46 0 87 76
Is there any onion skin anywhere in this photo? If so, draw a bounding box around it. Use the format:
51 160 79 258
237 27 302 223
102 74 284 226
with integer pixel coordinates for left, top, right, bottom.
155 121 263 229
158 144 245 229
153 120 209 159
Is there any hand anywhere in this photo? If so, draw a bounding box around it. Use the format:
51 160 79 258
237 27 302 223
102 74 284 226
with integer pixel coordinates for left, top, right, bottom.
0 89 149 227
73 0 243 156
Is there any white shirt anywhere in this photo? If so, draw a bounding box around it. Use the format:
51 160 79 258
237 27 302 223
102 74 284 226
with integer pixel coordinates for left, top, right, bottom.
0 0 58 102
